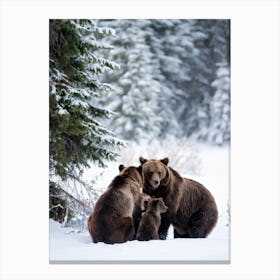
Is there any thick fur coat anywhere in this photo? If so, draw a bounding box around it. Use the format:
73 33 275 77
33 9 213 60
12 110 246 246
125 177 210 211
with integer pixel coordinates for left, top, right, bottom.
88 165 144 244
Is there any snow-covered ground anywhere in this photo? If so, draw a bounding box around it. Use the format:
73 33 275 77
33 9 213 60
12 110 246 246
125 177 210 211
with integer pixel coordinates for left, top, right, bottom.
49 143 230 263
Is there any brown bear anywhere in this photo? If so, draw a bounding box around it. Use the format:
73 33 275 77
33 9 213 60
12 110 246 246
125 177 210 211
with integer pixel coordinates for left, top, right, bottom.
136 198 168 241
139 157 218 239
132 192 152 239
87 164 144 244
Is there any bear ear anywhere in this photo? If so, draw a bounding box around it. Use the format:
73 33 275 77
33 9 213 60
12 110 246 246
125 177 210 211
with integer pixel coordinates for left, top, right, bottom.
160 157 169 166
119 164 125 172
137 165 142 174
139 157 147 165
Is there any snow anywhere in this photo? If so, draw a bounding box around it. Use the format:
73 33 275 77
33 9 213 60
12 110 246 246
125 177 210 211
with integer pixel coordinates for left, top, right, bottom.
50 143 230 263
50 219 228 262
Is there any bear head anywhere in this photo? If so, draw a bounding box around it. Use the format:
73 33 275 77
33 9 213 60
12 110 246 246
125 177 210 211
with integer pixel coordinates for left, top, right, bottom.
138 193 152 211
139 157 170 193
147 197 168 214
117 164 144 191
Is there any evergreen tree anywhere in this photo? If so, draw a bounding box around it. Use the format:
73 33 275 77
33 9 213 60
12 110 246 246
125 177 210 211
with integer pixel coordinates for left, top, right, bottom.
49 19 122 223
49 19 122 179
99 19 162 141
168 19 230 143
208 62 230 144
196 20 230 144
167 20 210 138
146 19 181 138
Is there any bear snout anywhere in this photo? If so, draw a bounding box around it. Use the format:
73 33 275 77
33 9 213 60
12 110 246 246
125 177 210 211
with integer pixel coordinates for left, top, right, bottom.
150 174 160 188
151 179 160 189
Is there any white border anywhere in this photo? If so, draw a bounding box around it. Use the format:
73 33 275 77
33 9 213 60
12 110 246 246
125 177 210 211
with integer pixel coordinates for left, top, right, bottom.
0 0 279 279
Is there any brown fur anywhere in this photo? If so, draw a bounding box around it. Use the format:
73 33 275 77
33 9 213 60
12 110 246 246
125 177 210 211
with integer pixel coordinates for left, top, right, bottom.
136 198 168 241
139 157 218 239
88 165 144 244
132 193 152 239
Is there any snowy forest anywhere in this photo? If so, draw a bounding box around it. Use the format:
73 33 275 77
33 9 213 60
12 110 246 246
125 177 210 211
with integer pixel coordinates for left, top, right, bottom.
49 19 230 232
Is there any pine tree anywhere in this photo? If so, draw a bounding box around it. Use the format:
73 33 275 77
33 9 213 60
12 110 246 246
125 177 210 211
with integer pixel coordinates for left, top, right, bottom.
166 19 230 143
49 19 122 179
49 19 122 224
178 19 216 141
99 19 162 141
146 19 181 138
209 61 230 145
196 20 230 144
149 19 209 138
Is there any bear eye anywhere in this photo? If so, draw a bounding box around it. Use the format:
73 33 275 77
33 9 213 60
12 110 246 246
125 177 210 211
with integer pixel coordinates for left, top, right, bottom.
158 171 161 176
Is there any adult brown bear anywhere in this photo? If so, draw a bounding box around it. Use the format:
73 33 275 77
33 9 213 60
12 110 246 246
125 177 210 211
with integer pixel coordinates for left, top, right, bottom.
88 164 143 244
139 157 218 239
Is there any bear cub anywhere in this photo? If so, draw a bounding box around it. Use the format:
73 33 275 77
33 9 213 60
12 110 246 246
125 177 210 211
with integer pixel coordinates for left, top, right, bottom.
136 198 168 241
133 193 152 239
